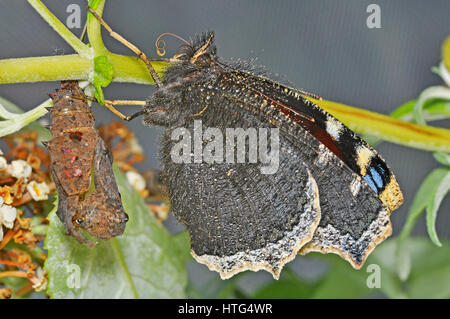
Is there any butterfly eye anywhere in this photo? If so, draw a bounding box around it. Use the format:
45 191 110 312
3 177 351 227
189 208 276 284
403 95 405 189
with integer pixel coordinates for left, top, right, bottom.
74 217 85 225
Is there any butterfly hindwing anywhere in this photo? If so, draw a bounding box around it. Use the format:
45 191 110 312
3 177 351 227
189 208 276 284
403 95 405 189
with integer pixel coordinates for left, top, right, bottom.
161 115 321 279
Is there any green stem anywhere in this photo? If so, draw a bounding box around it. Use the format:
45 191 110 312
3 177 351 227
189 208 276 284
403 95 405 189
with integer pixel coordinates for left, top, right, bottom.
87 0 108 56
0 99 51 136
107 53 168 83
312 97 450 153
0 54 169 85
27 0 91 58
398 208 423 243
0 55 92 83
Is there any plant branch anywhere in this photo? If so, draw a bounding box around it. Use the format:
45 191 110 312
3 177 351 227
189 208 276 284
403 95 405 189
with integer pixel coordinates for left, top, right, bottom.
0 55 91 83
0 54 169 85
312 98 450 153
87 0 108 56
0 98 51 136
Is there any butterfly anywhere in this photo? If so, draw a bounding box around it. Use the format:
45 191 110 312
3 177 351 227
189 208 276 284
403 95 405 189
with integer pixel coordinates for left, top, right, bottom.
138 32 404 279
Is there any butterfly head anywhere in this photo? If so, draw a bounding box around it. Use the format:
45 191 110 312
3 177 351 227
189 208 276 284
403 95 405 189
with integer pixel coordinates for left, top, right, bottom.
171 31 217 68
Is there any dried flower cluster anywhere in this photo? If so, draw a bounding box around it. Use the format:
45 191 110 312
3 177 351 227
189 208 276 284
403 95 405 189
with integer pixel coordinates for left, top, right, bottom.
0 122 170 298
0 131 53 298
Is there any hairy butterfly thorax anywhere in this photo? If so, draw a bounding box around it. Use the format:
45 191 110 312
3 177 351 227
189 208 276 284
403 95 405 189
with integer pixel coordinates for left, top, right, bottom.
140 32 403 279
45 81 128 246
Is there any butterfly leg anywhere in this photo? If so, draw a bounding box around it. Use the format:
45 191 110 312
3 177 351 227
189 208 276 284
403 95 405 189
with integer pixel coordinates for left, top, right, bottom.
87 7 163 87
72 94 147 121
190 104 209 117
103 100 147 121
102 101 130 121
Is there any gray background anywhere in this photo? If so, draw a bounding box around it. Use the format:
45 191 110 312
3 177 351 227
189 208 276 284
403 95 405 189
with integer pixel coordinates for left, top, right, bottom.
1 1 449 292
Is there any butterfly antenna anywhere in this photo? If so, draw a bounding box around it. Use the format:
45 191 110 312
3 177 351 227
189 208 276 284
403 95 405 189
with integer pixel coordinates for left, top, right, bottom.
155 32 191 57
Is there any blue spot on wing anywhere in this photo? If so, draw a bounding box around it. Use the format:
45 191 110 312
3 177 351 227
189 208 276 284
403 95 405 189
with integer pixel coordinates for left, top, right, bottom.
362 175 378 193
362 164 387 193
370 166 384 189
376 163 385 175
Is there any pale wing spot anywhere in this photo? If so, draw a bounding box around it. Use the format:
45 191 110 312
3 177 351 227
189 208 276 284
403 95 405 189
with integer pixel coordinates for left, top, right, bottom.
349 178 361 197
325 117 343 140
356 145 374 176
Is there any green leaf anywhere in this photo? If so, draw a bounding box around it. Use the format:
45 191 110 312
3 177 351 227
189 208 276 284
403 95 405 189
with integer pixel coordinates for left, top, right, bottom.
30 215 48 235
395 239 411 282
425 169 450 247
390 238 450 298
431 65 441 75
309 255 373 299
0 276 29 296
252 278 313 299
413 86 450 125
305 238 450 299
369 241 409 298
92 55 114 105
407 242 450 299
44 165 187 299
245 238 450 299
396 167 450 277
172 231 192 263
252 269 317 299
433 152 450 166
399 167 449 241
391 98 450 121
191 274 243 299
367 238 450 298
